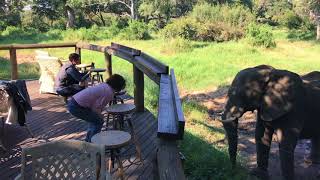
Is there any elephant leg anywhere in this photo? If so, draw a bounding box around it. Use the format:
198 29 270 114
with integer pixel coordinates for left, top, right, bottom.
256 120 274 170
310 136 320 164
276 128 298 180
250 120 274 179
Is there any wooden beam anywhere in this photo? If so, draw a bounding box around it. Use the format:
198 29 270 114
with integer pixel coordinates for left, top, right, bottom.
111 42 141 56
157 138 185 180
139 52 169 74
107 47 136 64
157 74 177 138
0 43 76 50
75 47 81 62
9 48 18 80
76 42 107 53
170 69 185 139
104 52 112 77
134 65 144 112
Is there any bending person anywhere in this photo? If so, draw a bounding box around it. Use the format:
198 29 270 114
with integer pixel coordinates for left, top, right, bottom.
67 74 126 142
55 53 91 97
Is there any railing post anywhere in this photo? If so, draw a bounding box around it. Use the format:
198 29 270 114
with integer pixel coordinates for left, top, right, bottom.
157 138 186 180
9 48 18 80
75 47 81 62
104 52 112 77
133 65 144 112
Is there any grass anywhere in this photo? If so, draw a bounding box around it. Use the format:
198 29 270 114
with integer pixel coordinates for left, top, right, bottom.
1 29 320 179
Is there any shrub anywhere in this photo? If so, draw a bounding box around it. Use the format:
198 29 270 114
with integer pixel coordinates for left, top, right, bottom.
161 37 193 54
2 26 25 37
196 22 243 42
118 20 151 40
279 11 303 29
46 29 63 40
161 17 199 40
1 26 39 40
246 23 276 48
191 3 255 28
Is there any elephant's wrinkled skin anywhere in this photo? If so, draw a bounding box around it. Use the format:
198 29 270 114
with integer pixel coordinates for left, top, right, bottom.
220 65 320 180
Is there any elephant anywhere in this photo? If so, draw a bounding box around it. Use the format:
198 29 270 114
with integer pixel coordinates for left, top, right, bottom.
219 65 320 180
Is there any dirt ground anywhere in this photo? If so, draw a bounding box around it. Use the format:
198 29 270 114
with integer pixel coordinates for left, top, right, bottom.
183 88 320 180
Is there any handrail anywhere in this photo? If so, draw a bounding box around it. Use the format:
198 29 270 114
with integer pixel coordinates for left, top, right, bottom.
0 42 76 50
0 42 186 180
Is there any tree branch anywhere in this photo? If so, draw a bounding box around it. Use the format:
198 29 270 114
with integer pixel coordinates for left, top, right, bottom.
111 0 131 10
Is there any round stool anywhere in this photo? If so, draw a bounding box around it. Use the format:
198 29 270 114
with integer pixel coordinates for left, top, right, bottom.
91 130 131 180
105 104 141 161
91 68 106 85
109 90 126 105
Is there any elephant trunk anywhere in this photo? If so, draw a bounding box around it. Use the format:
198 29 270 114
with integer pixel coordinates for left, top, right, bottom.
219 102 244 167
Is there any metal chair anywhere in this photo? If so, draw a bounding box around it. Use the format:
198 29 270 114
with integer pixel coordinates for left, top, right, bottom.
16 140 111 180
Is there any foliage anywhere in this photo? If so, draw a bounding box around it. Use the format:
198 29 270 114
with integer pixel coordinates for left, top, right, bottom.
139 0 175 22
191 3 255 28
246 23 276 48
161 17 199 40
118 20 151 40
161 37 193 54
278 11 303 29
1 26 39 40
196 22 243 42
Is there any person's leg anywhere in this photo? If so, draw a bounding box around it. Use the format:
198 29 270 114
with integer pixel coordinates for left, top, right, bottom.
85 121 103 142
70 84 85 95
57 85 84 97
67 99 103 142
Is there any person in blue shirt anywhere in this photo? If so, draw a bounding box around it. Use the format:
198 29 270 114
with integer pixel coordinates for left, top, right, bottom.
55 53 91 97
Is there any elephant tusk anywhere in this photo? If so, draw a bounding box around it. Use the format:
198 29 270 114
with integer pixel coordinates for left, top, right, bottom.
217 116 237 123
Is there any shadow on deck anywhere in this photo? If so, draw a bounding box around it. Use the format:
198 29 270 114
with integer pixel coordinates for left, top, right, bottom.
0 81 158 180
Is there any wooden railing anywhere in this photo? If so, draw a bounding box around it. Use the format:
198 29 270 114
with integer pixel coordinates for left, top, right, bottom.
0 42 186 179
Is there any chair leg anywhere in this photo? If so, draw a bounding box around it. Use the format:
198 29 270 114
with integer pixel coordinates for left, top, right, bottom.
115 152 124 180
25 123 35 138
0 117 6 151
105 113 110 131
127 119 142 161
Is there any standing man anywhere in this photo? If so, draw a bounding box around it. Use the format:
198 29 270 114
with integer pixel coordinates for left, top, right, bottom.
55 53 91 97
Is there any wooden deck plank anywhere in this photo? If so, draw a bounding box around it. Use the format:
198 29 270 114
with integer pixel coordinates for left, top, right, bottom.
0 81 158 180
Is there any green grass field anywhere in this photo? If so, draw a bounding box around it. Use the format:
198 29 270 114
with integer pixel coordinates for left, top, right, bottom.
1 29 320 179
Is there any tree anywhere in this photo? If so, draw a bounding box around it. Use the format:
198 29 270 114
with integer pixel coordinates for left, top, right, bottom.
294 0 320 40
309 0 320 40
139 0 175 22
0 0 25 29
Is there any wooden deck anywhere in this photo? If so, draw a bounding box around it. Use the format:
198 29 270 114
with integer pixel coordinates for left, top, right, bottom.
0 81 158 180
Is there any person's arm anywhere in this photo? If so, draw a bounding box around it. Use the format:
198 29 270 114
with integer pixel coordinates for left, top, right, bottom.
66 66 91 82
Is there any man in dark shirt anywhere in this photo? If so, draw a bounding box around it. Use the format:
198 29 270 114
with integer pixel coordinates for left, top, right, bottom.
55 53 91 97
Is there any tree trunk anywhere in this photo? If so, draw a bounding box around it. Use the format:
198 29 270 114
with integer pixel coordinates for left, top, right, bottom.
65 5 75 29
131 0 137 19
99 11 106 26
317 22 320 41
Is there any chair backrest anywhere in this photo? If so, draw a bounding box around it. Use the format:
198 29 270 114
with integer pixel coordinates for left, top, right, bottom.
20 140 106 180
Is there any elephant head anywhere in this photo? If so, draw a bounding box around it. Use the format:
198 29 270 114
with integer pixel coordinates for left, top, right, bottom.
220 65 304 166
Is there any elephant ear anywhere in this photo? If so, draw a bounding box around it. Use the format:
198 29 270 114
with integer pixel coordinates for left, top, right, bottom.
260 70 303 122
